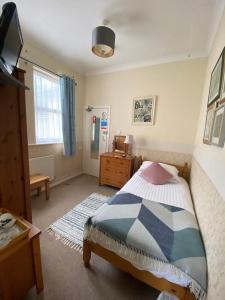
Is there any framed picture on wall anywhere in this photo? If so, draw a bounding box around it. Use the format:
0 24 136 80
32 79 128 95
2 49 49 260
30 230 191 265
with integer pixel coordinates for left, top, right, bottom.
211 104 225 147
132 96 156 125
208 49 224 106
203 105 215 144
221 59 225 101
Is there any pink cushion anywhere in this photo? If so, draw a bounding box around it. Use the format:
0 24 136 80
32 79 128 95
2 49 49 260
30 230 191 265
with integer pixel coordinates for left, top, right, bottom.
140 162 173 185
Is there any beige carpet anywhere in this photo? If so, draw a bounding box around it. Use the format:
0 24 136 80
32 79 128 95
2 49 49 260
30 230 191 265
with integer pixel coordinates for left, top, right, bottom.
25 174 159 300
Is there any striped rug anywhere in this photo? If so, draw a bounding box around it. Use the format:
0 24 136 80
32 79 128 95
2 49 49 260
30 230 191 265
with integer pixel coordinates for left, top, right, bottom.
47 193 109 253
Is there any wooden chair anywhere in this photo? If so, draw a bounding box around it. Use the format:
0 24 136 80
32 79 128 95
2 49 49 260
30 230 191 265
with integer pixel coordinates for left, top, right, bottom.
30 174 50 200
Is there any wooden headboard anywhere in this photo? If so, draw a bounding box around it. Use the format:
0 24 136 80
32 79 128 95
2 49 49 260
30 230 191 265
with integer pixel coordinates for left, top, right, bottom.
134 156 189 182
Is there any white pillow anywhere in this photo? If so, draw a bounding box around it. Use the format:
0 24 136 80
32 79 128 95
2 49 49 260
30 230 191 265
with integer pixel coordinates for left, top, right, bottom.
140 161 179 182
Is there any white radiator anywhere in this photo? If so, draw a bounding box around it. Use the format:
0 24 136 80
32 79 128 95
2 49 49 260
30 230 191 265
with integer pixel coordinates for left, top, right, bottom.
29 155 55 181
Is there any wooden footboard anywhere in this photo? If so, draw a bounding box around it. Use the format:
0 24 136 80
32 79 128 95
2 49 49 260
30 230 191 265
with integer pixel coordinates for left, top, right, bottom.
83 239 196 300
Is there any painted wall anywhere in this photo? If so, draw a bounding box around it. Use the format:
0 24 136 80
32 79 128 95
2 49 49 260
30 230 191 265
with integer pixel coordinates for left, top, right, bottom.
194 7 225 201
85 59 206 161
20 41 85 182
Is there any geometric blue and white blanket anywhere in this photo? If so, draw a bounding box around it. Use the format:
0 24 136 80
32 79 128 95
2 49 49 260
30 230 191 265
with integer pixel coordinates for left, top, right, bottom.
84 192 207 300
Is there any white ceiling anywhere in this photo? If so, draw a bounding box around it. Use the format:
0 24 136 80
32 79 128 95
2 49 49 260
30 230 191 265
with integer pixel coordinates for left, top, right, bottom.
1 0 225 75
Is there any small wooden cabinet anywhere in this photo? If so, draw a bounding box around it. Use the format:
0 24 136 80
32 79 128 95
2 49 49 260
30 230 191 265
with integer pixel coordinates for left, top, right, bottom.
99 153 135 188
0 218 43 300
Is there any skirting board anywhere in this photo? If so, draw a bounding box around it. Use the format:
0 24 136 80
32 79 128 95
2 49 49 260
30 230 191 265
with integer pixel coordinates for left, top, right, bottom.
50 172 83 188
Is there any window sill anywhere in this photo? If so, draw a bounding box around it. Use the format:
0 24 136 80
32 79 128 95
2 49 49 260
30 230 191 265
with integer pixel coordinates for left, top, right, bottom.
28 142 64 147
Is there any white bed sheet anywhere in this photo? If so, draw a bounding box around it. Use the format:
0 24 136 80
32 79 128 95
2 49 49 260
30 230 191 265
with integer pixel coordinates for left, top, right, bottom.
119 170 194 215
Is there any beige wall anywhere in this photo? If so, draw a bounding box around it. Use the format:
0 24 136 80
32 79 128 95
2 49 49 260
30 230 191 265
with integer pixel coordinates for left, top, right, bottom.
20 41 85 182
85 59 206 161
194 7 225 201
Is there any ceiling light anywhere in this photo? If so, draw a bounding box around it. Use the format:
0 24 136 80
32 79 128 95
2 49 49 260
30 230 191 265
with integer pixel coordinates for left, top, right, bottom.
92 23 115 58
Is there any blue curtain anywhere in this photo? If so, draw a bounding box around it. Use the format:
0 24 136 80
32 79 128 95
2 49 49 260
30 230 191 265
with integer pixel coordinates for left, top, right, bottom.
60 75 75 156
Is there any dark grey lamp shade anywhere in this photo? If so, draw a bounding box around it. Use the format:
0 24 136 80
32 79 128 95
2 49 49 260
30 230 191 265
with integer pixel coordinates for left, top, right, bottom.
92 26 115 58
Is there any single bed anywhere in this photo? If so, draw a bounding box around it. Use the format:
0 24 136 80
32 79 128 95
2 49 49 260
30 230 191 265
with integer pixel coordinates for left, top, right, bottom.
83 161 207 300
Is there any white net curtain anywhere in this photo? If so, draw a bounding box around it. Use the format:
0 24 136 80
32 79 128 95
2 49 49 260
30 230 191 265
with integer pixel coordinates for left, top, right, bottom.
33 67 63 144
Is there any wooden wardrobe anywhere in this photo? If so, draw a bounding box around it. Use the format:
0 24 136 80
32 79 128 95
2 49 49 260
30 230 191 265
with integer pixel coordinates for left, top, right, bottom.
0 68 32 222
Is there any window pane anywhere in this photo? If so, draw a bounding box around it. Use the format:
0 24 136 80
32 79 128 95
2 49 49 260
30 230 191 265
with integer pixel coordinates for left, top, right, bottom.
33 67 63 144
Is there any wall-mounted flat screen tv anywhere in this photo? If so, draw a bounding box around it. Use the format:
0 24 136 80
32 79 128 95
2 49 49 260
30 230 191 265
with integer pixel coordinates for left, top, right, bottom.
0 2 25 88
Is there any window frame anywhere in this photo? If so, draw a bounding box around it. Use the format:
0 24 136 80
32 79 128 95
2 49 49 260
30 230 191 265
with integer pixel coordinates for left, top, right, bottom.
33 66 63 145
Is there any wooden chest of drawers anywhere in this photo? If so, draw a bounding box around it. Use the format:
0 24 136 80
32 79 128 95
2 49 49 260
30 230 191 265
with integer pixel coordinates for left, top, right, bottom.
99 153 135 188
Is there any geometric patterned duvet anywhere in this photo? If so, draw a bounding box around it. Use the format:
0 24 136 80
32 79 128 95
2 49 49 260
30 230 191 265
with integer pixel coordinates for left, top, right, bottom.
85 192 207 299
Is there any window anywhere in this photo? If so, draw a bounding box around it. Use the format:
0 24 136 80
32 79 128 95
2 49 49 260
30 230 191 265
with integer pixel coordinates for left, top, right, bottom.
33 67 63 144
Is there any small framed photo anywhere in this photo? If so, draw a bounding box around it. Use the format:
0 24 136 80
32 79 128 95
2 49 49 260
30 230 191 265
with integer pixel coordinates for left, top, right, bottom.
208 49 224 106
203 105 215 144
132 96 156 125
211 104 225 147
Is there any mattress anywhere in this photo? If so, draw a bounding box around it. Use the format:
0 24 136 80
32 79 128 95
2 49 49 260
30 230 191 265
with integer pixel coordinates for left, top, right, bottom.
119 169 194 215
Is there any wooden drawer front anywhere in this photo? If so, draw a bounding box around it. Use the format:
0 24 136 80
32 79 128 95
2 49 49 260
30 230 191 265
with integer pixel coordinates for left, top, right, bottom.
102 163 130 175
101 176 128 188
102 157 130 168
102 167 129 179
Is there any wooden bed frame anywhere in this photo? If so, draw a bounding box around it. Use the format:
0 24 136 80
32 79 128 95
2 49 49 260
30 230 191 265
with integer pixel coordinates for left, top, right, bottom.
83 162 195 300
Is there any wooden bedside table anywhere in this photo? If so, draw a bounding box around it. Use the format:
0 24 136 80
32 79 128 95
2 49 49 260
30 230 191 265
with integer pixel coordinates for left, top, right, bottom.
0 217 43 300
99 152 135 188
